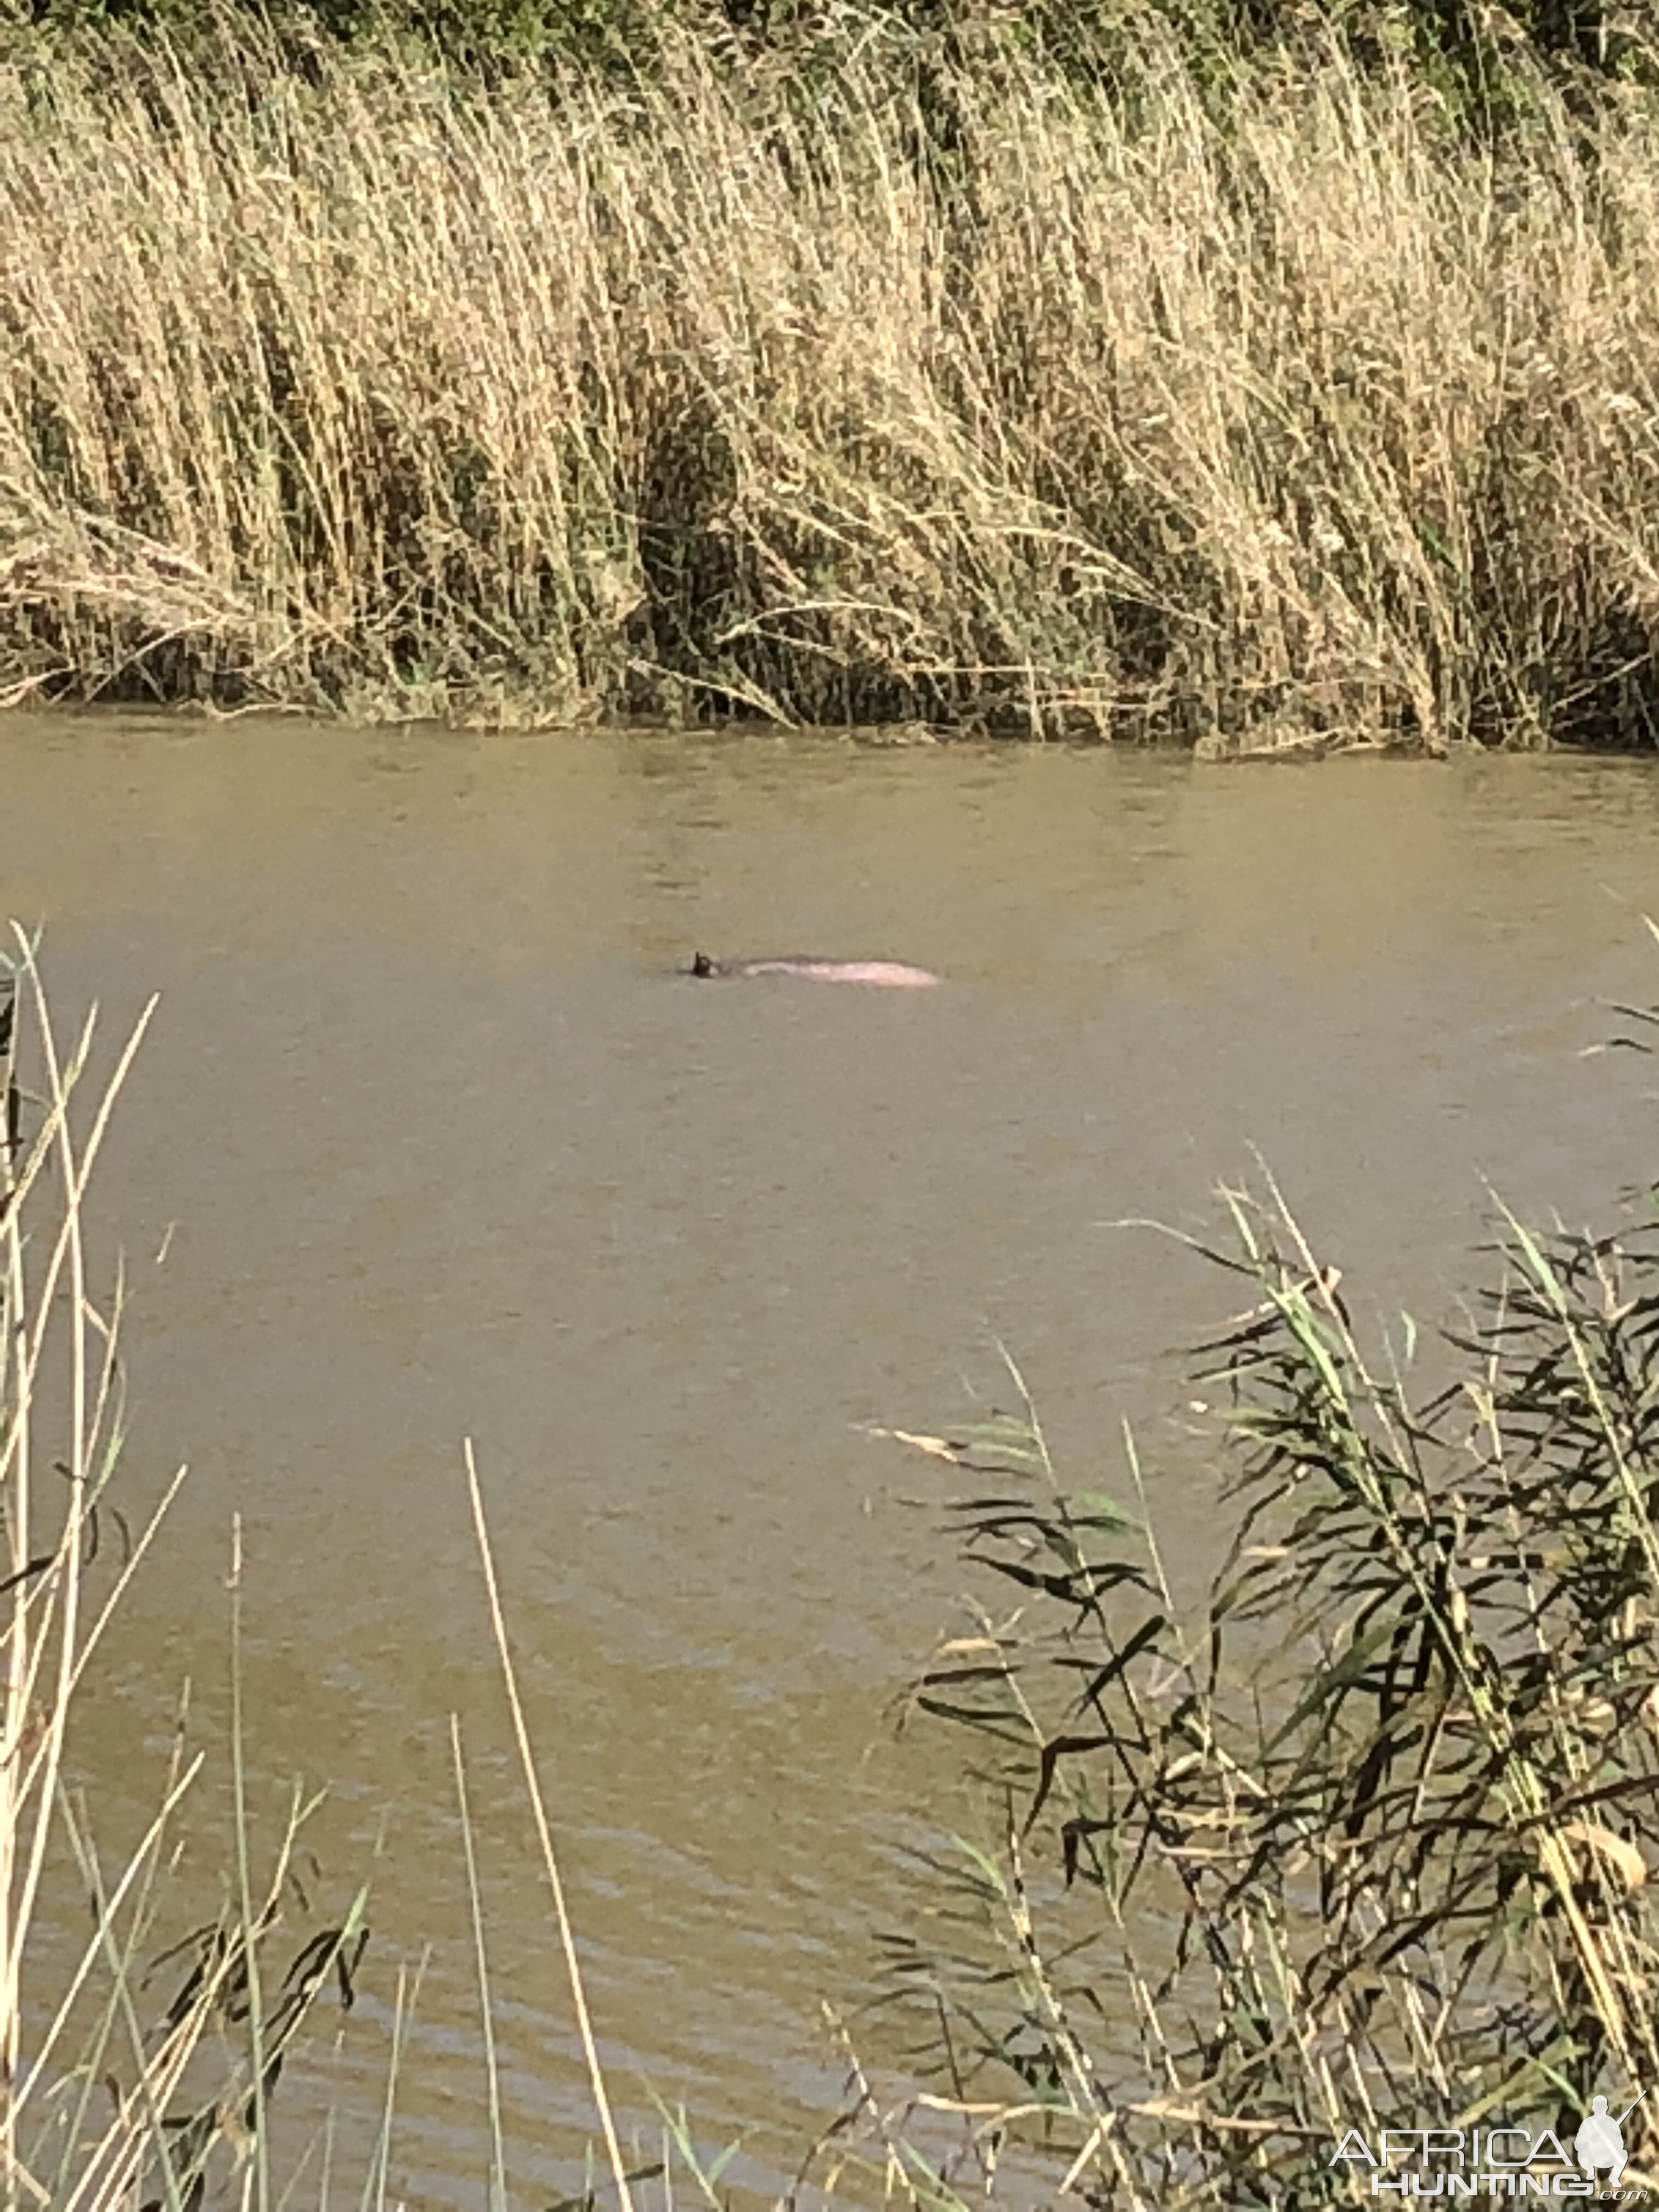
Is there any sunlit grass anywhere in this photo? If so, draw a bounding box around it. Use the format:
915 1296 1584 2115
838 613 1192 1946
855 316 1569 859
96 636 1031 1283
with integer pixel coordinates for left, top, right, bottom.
2 8 1657 744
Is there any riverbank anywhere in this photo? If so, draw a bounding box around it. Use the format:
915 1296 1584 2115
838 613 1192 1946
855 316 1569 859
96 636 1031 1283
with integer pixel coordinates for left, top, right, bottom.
2 5 1657 747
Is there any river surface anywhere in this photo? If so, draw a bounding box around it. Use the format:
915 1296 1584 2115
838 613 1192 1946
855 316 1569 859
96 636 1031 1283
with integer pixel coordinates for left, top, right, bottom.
7 720 1659 2204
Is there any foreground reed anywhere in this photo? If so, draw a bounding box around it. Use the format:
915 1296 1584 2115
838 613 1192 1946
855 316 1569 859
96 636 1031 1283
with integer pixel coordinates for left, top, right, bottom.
2 7 1657 746
873 1155 1659 2203
0 942 378 2211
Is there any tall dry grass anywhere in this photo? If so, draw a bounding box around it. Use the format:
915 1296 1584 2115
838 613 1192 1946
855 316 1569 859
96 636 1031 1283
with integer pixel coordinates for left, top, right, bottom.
1 10 1657 745
0 944 379 2212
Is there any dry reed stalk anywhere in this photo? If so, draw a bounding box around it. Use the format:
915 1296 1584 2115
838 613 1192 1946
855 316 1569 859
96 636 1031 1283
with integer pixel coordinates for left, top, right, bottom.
0 939 173 2205
0 12 1655 742
464 1438 637 2212
0 943 375 2212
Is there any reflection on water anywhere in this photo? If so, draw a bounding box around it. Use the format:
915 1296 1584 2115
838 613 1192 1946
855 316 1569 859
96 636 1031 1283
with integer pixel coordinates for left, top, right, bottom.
7 718 1659 2199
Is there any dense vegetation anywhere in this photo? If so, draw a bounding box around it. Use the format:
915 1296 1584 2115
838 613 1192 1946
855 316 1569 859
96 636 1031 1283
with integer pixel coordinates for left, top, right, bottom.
0 0 1655 744
868 975 1659 2202
9 0 1650 89
876 1170 1659 2203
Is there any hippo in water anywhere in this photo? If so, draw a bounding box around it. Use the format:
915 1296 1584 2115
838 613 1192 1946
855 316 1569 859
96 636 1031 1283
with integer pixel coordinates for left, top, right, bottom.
688 951 941 988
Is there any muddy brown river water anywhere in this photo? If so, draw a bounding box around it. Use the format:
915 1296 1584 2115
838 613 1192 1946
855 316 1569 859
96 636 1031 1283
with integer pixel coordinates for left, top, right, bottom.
7 719 1659 2204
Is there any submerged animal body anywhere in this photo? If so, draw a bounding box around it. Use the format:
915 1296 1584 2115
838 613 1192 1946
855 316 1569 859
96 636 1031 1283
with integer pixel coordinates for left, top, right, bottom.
688 951 941 988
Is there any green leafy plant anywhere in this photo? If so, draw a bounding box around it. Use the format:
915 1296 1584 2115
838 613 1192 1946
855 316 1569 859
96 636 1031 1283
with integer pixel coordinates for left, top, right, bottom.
882 1159 1659 2203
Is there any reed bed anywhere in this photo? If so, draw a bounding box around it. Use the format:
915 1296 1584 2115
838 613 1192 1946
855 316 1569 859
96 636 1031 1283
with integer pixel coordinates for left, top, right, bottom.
1 8 1657 745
